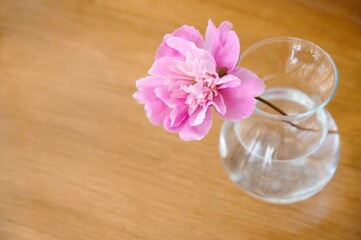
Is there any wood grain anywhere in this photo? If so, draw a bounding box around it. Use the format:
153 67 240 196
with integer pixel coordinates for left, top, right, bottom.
0 0 360 239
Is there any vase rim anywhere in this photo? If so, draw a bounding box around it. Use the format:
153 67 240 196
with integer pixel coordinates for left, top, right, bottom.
240 36 339 121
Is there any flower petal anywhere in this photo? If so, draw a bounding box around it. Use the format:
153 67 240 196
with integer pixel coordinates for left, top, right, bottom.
155 34 181 60
156 25 204 59
144 99 171 126
148 57 192 80
172 25 204 48
154 87 187 110
217 74 241 89
134 76 165 104
170 104 188 128
205 19 240 73
230 67 265 96
164 116 183 133
166 37 217 76
154 86 171 102
179 108 213 141
212 94 226 115
218 21 233 45
135 76 165 91
218 86 256 121
166 37 197 56
189 106 208 126
133 91 157 104
205 19 218 54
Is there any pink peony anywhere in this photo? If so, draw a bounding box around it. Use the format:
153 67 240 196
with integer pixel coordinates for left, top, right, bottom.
134 20 265 141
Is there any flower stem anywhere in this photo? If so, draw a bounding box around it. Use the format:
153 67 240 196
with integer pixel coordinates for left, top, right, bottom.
255 96 338 134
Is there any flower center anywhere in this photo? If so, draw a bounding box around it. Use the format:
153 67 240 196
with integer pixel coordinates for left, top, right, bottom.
216 67 227 78
200 72 218 101
183 72 219 114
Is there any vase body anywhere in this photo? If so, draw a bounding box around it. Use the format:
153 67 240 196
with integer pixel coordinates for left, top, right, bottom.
219 37 340 204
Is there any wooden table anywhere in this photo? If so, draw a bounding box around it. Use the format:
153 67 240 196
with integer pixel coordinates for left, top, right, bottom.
0 0 360 239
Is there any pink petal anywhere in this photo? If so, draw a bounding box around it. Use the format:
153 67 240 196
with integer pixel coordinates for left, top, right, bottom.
218 21 233 45
170 104 188 128
205 19 240 73
212 94 226 115
154 87 184 109
217 31 240 71
205 20 218 54
172 25 204 48
218 86 256 121
148 57 191 80
163 37 217 78
189 106 208 126
135 76 165 91
154 86 171 102
164 116 185 133
134 76 165 104
167 37 217 75
170 88 188 98
133 91 157 104
230 67 265 96
184 80 203 95
179 108 213 141
197 50 217 74
156 25 204 59
166 37 197 56
155 34 182 60
144 99 171 126
217 74 241 89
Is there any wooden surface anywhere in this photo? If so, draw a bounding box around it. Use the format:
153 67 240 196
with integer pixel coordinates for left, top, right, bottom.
0 0 361 239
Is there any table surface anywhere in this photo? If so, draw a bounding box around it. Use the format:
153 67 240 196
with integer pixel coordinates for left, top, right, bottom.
1 0 361 239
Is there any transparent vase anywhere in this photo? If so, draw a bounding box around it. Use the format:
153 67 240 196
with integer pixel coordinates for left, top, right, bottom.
219 37 340 204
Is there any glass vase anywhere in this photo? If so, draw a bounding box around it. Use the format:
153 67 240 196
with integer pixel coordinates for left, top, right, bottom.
219 37 340 204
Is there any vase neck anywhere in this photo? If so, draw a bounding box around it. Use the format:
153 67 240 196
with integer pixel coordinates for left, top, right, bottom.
234 106 328 161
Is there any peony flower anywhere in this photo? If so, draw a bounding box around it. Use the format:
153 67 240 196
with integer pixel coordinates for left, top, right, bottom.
134 20 265 141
